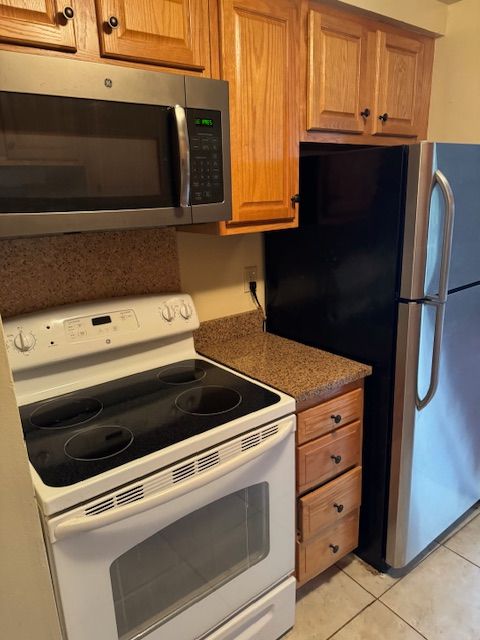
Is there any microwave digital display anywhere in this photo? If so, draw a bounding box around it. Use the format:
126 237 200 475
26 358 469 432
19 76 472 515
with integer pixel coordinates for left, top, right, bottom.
195 118 214 127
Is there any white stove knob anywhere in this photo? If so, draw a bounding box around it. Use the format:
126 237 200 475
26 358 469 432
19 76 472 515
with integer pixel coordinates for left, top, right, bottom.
14 330 36 352
179 303 192 320
161 305 174 323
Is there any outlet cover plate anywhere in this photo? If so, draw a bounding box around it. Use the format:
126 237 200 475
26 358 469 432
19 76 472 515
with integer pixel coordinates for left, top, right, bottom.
244 266 257 292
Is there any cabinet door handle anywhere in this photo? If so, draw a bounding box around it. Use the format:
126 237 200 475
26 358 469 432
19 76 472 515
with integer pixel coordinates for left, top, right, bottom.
378 112 389 122
61 6 75 20
329 544 339 554
360 108 370 118
334 503 344 513
331 454 342 465
107 15 120 30
291 193 300 208
331 414 342 424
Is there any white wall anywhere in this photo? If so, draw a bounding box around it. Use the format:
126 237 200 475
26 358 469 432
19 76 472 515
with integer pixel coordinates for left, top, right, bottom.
177 232 264 322
333 0 447 34
428 0 480 142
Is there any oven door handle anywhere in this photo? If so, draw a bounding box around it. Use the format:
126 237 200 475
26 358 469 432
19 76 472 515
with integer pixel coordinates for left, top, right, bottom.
53 418 294 542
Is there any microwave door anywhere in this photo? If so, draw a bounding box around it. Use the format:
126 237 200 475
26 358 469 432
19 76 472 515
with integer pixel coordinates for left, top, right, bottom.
0 52 192 238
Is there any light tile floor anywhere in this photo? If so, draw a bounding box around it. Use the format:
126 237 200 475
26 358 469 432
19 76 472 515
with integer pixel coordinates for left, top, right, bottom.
286 503 480 640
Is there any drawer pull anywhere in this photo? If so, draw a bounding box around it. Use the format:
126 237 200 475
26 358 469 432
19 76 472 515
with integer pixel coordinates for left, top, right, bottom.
331 414 342 424
331 454 342 464
334 503 344 513
329 544 339 554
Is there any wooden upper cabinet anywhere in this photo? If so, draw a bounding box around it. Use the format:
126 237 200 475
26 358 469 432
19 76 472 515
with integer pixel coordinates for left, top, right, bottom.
302 2 435 144
0 0 77 50
307 10 369 134
372 30 427 138
219 0 299 229
95 0 211 71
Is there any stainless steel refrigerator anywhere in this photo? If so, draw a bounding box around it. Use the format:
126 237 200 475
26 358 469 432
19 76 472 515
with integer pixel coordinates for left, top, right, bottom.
265 142 480 571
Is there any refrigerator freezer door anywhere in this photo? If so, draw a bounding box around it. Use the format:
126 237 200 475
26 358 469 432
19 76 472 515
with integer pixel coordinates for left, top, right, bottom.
436 144 480 291
399 143 433 300
387 287 480 568
401 142 480 300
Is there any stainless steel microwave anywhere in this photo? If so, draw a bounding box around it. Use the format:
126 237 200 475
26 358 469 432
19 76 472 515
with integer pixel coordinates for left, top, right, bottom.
0 51 231 238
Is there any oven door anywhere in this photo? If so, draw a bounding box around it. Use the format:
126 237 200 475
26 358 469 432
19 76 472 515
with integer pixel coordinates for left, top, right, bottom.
46 416 295 640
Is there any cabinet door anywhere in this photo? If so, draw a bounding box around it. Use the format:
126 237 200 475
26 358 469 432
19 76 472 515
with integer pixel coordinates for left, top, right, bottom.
372 31 427 138
95 0 211 71
307 10 369 134
220 0 298 226
0 0 77 50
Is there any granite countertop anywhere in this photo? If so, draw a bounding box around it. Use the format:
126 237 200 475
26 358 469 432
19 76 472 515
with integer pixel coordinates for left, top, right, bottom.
195 310 371 409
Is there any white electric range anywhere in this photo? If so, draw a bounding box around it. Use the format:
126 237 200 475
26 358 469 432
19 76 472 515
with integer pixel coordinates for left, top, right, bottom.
5 294 296 640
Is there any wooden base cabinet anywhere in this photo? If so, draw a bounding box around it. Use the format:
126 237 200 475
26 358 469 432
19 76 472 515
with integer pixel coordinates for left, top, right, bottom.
295 384 364 586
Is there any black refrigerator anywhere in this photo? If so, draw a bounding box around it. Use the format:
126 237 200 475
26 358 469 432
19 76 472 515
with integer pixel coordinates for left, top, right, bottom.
265 142 480 571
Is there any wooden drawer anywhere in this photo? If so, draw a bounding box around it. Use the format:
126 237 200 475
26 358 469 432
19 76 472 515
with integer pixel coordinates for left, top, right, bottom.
296 509 359 585
297 421 361 494
298 466 362 541
297 388 363 445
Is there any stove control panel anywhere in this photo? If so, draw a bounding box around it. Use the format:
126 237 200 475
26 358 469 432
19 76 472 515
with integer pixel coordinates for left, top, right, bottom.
64 309 139 343
4 294 199 373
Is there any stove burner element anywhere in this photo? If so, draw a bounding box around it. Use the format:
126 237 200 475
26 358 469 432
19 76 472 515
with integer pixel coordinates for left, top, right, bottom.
158 362 206 385
176 385 242 416
30 397 102 429
64 426 134 461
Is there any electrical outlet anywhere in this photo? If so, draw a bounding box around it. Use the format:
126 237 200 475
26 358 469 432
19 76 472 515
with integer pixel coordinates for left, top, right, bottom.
244 265 257 292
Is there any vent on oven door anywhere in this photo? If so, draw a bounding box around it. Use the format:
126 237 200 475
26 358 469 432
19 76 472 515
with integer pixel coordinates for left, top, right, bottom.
82 422 280 518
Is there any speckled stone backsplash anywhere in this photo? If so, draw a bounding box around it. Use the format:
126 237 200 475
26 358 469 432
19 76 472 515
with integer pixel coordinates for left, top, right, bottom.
0 228 180 317
194 309 264 351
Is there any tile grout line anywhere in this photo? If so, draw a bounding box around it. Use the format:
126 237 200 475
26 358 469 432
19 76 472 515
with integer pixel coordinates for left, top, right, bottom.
336 562 405 600
324 600 376 640
336 537 443 601
435 510 480 546
440 542 480 570
380 600 430 640
334 566 430 638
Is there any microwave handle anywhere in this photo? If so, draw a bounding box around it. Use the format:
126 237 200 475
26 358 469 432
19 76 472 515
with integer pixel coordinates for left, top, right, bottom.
174 105 191 208
53 419 293 542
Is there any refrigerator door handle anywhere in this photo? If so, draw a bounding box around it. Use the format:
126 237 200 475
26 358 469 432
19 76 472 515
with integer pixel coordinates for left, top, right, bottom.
416 170 455 410
431 169 455 304
416 298 446 410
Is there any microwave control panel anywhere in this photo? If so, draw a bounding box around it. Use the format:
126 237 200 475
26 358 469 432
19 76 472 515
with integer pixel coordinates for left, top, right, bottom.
187 108 224 205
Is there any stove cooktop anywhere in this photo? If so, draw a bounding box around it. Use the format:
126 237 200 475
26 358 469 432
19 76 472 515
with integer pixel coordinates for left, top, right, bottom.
20 359 281 488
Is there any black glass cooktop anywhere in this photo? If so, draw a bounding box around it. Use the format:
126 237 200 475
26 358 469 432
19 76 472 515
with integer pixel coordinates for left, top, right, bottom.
20 359 281 488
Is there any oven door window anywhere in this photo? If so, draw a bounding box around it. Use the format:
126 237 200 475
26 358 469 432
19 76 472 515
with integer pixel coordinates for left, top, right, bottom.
109 483 269 640
0 92 178 213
